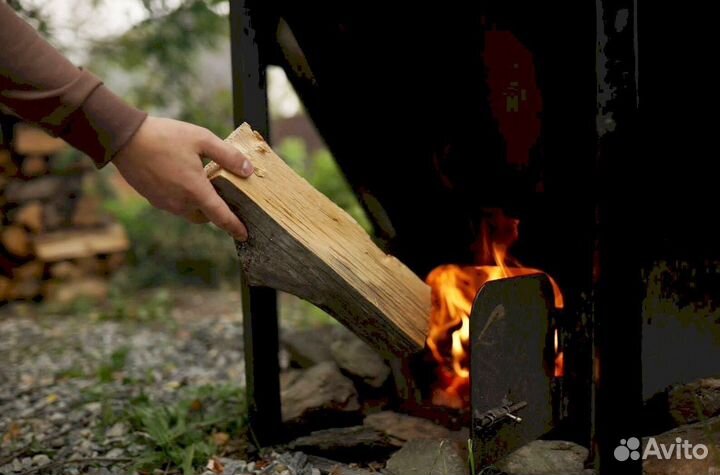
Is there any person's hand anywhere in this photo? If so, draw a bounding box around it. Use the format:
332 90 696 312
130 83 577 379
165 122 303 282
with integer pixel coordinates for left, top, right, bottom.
112 116 253 240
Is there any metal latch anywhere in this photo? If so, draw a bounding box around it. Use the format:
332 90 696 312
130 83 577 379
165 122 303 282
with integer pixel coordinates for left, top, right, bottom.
474 400 528 432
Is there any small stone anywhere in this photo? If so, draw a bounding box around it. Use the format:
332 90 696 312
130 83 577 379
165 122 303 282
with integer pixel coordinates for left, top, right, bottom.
330 337 390 388
496 440 588 475
364 411 450 445
385 439 466 475
84 402 102 413
49 412 66 423
281 326 336 368
668 378 720 426
289 426 395 462
105 422 128 438
281 362 360 424
106 447 124 458
643 415 720 475
280 369 303 390
32 454 50 466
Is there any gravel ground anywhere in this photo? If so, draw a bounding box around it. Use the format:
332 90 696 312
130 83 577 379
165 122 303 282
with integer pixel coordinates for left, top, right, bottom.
0 288 248 475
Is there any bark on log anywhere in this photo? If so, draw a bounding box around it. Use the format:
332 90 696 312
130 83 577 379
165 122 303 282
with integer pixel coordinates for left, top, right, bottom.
5 176 66 203
207 123 430 356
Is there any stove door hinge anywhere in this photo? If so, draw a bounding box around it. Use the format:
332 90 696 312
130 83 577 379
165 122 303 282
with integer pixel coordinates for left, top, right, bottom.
474 400 528 433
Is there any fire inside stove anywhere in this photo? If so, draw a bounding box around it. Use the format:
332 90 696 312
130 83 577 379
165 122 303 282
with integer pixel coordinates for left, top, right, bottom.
425 209 565 409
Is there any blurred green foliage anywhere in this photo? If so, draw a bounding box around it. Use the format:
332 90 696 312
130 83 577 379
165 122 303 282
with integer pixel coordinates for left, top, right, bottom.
126 384 247 474
104 197 238 288
277 137 371 231
14 0 371 295
89 0 234 137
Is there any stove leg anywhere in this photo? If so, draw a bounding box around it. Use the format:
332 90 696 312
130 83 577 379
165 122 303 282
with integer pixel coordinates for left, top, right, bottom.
229 0 282 446
241 281 282 445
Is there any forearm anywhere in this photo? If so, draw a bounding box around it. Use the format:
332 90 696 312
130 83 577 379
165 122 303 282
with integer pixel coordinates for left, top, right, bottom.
0 2 146 167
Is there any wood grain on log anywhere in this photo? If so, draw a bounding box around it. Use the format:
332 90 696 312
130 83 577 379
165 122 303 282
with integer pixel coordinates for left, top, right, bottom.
33 223 129 262
207 123 430 356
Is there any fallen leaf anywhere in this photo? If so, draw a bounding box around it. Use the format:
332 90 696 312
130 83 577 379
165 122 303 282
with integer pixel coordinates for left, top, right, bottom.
45 393 59 404
211 432 229 446
206 457 224 474
2 422 22 445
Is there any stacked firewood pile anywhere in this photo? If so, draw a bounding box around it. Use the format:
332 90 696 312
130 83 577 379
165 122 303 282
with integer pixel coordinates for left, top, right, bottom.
0 121 129 303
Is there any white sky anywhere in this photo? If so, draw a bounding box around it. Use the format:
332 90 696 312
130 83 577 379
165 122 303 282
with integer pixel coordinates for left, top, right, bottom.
25 0 159 61
20 0 301 118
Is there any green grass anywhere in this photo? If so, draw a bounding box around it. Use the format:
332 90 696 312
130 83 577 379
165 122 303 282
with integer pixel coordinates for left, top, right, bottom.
125 384 247 474
98 286 174 324
97 346 130 383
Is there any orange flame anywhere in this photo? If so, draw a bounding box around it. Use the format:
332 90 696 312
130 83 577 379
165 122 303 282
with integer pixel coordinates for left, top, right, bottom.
554 329 565 378
426 209 564 408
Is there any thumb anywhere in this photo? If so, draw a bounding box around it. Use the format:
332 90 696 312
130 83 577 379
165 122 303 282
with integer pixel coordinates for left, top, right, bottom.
200 131 254 178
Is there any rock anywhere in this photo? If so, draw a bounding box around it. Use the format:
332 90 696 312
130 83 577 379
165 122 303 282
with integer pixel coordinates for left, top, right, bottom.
282 326 336 368
32 454 51 467
106 447 125 458
289 426 396 462
280 369 304 390
330 337 390 388
643 415 720 475
495 440 588 475
307 455 377 475
668 378 720 426
105 422 128 438
384 439 466 475
364 411 450 445
12 458 24 471
281 362 360 424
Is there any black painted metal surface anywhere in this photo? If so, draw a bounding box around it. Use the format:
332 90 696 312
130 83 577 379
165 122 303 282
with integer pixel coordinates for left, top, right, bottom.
471 274 557 467
229 0 283 446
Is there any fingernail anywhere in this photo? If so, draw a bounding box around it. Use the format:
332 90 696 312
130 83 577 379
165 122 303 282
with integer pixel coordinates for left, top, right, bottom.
235 231 248 242
241 159 254 177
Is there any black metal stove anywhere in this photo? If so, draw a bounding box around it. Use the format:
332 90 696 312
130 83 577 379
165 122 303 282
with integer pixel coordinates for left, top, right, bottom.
223 2 652 474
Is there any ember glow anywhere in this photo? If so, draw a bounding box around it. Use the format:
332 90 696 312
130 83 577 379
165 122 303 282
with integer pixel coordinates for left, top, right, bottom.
426 209 564 409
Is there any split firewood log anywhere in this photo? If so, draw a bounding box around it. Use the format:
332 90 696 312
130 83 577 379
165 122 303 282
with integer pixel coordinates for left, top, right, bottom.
1 225 32 258
206 123 431 356
11 201 44 233
33 223 129 262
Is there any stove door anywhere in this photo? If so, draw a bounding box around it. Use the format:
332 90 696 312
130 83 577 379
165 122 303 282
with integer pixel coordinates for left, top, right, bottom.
470 274 557 467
